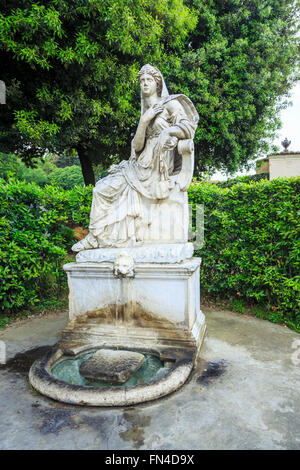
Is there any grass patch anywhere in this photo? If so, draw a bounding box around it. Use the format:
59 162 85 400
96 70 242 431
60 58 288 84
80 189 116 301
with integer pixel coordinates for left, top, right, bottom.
0 296 68 329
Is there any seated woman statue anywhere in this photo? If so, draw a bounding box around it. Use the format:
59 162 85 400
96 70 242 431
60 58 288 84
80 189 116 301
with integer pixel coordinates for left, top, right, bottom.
72 64 199 251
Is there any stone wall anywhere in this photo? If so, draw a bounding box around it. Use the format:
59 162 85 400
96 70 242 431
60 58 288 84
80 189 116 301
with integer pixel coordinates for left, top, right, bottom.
269 153 300 180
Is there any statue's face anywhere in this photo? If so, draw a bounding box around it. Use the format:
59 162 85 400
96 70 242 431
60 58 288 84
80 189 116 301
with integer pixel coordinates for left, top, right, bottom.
139 73 157 97
114 253 134 278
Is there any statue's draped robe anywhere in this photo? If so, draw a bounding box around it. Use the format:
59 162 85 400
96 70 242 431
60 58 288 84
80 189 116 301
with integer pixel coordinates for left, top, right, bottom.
87 94 198 247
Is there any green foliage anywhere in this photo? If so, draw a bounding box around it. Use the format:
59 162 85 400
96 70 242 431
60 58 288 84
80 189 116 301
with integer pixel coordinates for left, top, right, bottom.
0 296 68 328
1 176 299 333
50 165 84 189
17 164 50 186
34 296 68 312
0 316 9 328
189 177 300 329
0 178 92 314
0 151 54 185
0 152 20 176
0 0 196 184
230 299 246 314
0 1 298 185
171 0 300 175
54 150 81 169
215 173 269 188
0 151 84 188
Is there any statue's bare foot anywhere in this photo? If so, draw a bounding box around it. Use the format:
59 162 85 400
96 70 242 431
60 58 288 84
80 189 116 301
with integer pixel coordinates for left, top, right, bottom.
72 233 98 252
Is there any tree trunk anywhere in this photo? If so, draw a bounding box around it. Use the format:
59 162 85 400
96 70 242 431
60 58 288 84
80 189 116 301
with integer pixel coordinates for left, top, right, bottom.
77 146 95 186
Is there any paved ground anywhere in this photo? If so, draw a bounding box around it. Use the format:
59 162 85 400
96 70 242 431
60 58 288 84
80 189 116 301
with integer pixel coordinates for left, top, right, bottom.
0 307 299 450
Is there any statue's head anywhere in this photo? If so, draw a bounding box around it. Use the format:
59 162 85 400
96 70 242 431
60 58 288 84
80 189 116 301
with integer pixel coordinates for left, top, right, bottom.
137 64 163 97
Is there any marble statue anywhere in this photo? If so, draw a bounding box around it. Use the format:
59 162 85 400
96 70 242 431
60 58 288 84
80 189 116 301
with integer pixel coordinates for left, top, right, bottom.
29 66 206 406
28 64 206 406
72 64 199 251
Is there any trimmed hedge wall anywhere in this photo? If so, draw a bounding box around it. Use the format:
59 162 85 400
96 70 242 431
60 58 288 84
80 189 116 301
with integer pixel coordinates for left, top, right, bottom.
214 172 269 188
189 178 300 329
0 178 92 312
0 176 299 330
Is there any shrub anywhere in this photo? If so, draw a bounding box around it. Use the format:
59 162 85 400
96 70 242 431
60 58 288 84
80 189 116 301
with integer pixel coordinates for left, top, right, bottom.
0 152 20 177
1 176 299 332
188 177 300 329
0 152 85 188
0 152 53 186
0 178 92 313
215 173 269 188
50 165 84 189
17 165 50 186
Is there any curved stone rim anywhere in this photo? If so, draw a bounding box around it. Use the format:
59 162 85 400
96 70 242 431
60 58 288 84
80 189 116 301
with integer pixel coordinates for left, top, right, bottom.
29 351 194 407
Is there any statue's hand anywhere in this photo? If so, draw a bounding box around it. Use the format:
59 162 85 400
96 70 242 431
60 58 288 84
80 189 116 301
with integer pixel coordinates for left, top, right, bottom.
163 136 178 150
142 104 163 123
156 130 178 154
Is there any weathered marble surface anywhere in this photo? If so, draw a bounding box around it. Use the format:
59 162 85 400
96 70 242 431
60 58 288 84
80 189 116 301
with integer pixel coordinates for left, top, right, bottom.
29 350 194 406
72 64 198 252
79 349 144 383
76 243 194 264
63 258 202 327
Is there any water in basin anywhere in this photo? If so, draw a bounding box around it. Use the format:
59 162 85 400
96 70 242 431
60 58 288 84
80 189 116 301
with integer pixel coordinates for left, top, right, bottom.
51 351 172 387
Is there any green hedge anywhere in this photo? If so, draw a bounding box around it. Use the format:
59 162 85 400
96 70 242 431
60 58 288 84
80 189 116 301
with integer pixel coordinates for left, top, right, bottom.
1 176 299 330
214 173 269 188
189 178 300 329
0 178 92 313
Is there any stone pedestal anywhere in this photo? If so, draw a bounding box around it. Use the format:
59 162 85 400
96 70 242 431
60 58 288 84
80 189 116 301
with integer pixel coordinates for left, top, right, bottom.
62 246 206 360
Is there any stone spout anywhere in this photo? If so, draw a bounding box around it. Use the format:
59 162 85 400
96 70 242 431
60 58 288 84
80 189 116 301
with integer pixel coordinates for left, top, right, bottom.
113 252 135 278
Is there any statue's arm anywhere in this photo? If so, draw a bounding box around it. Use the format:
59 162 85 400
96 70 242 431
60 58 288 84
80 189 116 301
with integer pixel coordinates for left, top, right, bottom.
165 100 195 139
156 100 194 153
132 118 148 153
132 103 164 153
164 125 186 140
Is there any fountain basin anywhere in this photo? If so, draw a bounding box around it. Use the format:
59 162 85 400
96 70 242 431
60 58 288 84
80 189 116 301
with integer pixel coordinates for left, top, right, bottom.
29 347 194 406
29 252 206 406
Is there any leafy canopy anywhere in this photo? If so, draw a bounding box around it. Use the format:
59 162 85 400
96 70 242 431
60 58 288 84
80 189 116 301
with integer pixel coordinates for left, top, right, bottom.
0 0 299 182
171 0 300 174
0 0 197 183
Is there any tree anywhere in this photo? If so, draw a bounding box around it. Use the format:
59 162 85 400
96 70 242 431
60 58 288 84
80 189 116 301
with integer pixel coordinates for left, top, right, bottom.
0 151 57 185
0 0 197 185
173 0 300 175
0 1 299 183
49 149 81 169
